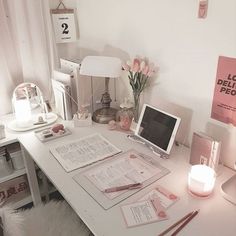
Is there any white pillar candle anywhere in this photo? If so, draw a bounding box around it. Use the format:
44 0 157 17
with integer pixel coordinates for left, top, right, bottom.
188 165 216 197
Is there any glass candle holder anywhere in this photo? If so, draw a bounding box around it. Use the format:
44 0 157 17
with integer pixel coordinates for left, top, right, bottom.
188 165 216 197
117 98 134 131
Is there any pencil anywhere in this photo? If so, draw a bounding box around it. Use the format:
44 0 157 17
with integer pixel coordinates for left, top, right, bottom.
157 210 199 236
170 209 199 236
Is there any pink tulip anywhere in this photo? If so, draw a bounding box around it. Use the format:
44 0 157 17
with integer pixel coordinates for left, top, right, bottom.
149 63 155 71
122 63 130 71
147 70 155 77
142 65 149 75
126 60 132 66
140 60 146 72
132 58 141 72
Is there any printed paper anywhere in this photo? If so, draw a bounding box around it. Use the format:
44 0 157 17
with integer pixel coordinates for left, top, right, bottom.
50 133 121 172
85 150 162 199
121 198 168 227
138 185 179 209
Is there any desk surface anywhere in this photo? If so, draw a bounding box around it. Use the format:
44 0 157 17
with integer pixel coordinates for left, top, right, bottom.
3 121 236 236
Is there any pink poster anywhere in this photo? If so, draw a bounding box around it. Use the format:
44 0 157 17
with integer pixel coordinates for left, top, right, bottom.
211 56 236 125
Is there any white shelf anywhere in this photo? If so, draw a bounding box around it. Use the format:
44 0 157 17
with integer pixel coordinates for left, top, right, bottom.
0 137 18 147
0 168 26 184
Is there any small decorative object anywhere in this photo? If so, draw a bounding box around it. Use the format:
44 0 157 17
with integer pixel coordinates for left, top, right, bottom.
108 120 117 130
33 116 47 125
198 0 208 19
123 57 156 122
188 164 216 197
51 123 65 133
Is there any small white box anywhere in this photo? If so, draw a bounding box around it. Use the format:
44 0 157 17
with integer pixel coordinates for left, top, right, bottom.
73 113 92 127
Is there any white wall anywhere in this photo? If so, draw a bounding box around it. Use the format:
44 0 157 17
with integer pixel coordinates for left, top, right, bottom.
50 0 236 167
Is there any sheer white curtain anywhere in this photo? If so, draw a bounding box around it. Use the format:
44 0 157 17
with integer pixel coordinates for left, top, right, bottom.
0 0 23 115
0 0 58 116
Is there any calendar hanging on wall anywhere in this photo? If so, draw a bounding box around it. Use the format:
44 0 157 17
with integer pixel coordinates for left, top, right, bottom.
51 1 77 43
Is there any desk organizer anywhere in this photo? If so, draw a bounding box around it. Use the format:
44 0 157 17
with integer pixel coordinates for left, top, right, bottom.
73 113 92 127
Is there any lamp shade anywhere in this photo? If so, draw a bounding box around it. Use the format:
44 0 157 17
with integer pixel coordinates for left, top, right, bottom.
80 56 122 78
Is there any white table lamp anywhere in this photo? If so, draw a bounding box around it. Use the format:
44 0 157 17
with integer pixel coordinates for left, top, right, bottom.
80 56 122 123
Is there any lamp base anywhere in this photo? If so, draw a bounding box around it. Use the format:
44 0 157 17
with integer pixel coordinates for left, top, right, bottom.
92 107 118 124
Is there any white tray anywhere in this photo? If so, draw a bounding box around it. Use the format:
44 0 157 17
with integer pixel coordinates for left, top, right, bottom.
35 127 71 142
8 113 58 132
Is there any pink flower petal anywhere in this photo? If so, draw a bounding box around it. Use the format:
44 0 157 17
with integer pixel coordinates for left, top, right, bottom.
142 65 149 75
147 70 154 77
132 58 141 72
140 61 146 71
122 63 130 71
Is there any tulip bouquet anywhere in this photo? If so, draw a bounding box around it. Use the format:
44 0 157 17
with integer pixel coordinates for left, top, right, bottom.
123 58 156 122
123 58 155 94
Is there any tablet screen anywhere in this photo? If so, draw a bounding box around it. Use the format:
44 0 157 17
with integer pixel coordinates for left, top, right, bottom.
135 104 181 154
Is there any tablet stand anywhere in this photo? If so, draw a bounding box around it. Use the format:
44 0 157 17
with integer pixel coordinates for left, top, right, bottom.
127 134 169 159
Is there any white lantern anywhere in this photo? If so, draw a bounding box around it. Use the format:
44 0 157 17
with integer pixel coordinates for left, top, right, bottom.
14 98 32 127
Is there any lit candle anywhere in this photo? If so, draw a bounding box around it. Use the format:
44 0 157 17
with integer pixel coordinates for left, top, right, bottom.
188 165 216 197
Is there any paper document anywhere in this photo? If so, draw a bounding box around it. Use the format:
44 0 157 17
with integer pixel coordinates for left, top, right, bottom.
85 150 162 199
50 133 121 172
138 185 179 209
73 149 170 209
121 197 168 227
121 185 177 227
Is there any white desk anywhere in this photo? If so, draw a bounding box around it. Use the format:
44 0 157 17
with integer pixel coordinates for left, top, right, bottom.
3 121 236 236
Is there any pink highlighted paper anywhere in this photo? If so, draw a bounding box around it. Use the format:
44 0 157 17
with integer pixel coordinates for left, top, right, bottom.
211 56 236 126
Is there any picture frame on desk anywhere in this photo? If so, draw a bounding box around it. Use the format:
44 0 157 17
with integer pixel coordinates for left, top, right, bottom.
189 132 221 171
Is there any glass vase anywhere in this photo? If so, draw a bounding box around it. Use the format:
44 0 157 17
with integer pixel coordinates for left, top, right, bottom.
133 91 141 123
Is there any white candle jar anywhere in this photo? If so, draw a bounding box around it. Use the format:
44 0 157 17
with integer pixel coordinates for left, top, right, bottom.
188 165 216 197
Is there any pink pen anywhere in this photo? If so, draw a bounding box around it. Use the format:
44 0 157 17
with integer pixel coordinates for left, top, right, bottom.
103 183 143 193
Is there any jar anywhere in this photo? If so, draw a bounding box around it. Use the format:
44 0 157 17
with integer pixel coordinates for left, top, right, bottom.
0 148 13 178
117 98 134 131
